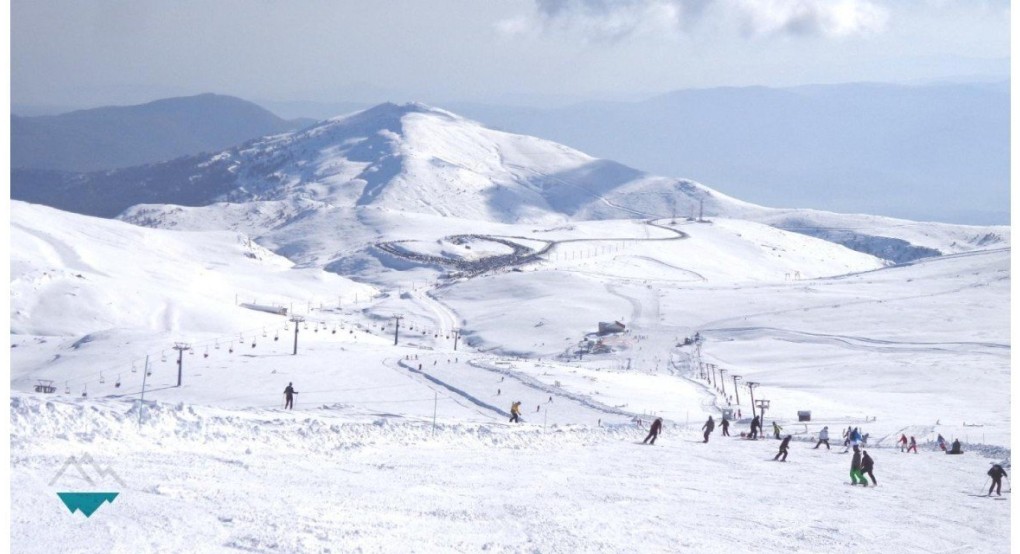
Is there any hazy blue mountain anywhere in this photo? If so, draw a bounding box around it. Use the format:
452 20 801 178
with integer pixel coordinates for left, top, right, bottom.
11 93 311 172
446 82 1010 225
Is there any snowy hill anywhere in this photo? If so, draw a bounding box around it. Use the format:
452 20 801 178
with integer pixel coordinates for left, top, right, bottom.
9 102 1011 552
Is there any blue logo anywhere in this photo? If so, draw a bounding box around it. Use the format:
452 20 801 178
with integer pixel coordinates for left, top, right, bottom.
56 492 119 518
49 454 124 518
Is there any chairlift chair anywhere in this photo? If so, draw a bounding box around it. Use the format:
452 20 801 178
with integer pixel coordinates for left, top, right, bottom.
82 385 87 398
115 375 121 388
65 381 70 394
99 372 105 384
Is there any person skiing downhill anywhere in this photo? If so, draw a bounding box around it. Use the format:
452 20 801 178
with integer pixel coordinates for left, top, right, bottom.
283 382 298 410
850 446 868 486
643 417 663 445
906 436 918 454
861 451 877 485
772 421 782 439
702 416 715 443
774 435 792 461
987 464 1008 496
509 401 522 423
814 426 830 450
721 418 730 437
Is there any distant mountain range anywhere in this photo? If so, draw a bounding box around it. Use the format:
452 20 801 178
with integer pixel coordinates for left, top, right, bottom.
11 93 313 172
11 83 1008 225
446 82 1010 225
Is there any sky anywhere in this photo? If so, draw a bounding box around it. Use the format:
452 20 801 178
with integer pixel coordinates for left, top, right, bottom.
9 0 1011 109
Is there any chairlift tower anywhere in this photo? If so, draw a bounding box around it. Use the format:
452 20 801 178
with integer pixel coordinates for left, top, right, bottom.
289 315 305 355
173 342 192 387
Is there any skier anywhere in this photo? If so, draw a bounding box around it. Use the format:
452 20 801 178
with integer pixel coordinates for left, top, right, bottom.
702 416 715 443
643 417 663 445
509 401 522 423
283 382 298 410
861 450 877 485
850 446 868 486
906 436 918 454
898 434 908 452
774 435 791 462
987 464 1008 496
721 418 730 437
749 415 760 439
772 421 782 439
814 426 830 450
937 434 947 451
948 439 963 455
737 409 742 419
842 427 852 450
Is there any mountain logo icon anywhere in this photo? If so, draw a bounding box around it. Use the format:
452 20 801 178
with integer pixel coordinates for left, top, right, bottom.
56 492 119 518
49 454 125 518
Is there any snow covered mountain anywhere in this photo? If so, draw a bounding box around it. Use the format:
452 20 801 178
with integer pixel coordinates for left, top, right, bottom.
9 103 1010 551
12 101 1007 264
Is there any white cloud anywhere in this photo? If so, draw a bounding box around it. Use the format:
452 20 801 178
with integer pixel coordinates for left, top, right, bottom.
499 0 890 41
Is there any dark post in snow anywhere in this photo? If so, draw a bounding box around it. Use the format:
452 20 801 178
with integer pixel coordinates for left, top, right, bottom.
719 368 727 397
393 315 403 346
747 381 759 420
732 375 742 406
289 315 305 355
756 399 770 428
452 328 461 351
173 342 192 387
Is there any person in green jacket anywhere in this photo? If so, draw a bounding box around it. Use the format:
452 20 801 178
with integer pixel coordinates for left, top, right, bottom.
850 446 868 486
772 421 782 439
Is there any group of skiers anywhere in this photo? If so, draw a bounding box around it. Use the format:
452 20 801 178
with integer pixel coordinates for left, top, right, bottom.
278 381 1005 497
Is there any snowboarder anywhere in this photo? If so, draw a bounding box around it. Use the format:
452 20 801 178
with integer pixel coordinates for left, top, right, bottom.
861 450 877 485
721 418 730 436
509 401 522 423
907 436 918 454
643 417 663 445
283 382 298 410
772 421 782 439
987 464 1008 496
898 434 908 452
937 434 947 451
774 435 792 462
702 416 715 443
850 446 867 486
814 426 830 450
947 439 963 455
750 415 760 439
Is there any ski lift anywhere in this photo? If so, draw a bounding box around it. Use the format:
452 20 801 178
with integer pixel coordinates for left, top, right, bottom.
304 322 309 330
81 385 87 398
160 350 167 362
115 375 121 388
262 327 267 338
251 340 257 348
99 372 105 384
34 379 56 393
314 323 319 333
274 332 279 342
64 381 70 394
204 347 209 358
215 340 220 350
228 342 234 354
131 362 138 373
189 348 195 355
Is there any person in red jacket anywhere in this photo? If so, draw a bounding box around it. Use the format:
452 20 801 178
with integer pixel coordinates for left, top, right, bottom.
906 436 918 453
898 434 908 452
